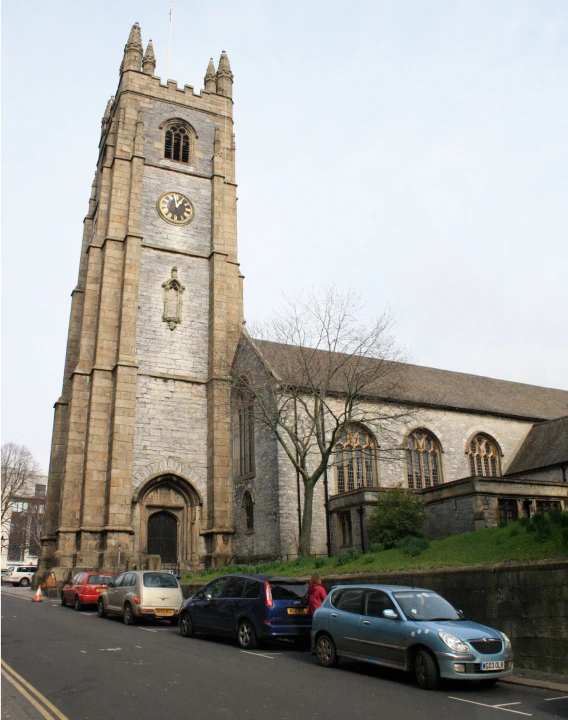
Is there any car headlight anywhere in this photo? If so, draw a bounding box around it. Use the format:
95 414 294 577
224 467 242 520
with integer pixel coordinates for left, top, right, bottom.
500 631 512 649
438 631 470 653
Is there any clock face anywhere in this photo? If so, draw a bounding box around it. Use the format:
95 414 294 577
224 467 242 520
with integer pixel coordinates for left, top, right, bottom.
157 192 194 226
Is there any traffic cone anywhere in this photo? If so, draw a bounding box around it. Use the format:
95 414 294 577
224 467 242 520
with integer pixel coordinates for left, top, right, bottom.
32 585 42 602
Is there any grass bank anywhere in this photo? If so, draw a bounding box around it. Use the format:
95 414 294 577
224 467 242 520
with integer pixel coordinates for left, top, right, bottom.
183 511 568 584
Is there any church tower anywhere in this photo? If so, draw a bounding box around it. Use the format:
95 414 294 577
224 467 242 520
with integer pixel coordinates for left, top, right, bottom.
40 23 243 575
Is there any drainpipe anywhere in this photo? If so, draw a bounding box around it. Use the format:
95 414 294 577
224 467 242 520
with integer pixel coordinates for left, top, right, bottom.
294 399 302 539
320 399 331 557
358 506 366 553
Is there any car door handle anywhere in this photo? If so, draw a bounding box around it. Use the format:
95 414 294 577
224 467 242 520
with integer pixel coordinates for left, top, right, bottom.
363 620 371 625
331 613 337 617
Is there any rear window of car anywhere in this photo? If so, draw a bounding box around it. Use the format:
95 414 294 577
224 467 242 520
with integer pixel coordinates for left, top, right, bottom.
87 575 114 585
143 572 179 588
270 582 308 600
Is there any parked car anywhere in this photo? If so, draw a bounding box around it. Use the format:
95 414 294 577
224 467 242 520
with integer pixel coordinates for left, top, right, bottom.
61 572 115 610
179 574 311 649
97 570 183 625
312 584 513 690
2 565 38 587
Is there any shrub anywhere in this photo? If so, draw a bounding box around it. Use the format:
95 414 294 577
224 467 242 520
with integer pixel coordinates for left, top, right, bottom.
369 542 385 553
561 528 568 548
336 549 360 566
314 557 328 569
366 486 426 548
508 526 520 537
363 553 375 564
395 535 430 557
519 517 530 528
498 520 508 529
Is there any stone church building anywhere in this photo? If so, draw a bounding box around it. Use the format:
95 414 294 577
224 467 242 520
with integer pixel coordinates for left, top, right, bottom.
39 23 568 578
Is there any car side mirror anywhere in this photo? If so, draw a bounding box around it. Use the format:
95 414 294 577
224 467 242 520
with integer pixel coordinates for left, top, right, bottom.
108 581 115 588
205 593 212 602
383 609 398 620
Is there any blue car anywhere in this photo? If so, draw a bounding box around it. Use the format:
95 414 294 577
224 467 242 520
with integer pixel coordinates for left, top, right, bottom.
311 584 513 689
179 574 311 649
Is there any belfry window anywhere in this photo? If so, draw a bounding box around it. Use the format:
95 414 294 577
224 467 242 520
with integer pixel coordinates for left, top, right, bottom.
164 121 194 164
468 434 501 477
406 429 443 489
335 428 376 494
243 491 254 532
233 392 255 479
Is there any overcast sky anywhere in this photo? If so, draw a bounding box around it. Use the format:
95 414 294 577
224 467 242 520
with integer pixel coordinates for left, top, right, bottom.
2 1 567 472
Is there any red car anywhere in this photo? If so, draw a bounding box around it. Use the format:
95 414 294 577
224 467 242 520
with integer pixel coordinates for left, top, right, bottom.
61 572 115 610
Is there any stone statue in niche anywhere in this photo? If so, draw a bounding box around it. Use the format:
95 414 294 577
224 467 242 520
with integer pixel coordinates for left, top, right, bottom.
162 267 185 330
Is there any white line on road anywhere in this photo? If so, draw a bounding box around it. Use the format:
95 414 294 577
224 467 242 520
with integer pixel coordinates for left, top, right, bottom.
449 697 532 716
494 703 522 707
240 651 275 659
138 627 158 633
80 612 94 616
544 696 568 701
135 646 142 648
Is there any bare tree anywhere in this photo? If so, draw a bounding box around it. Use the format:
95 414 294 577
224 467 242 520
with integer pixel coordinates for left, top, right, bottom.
232 287 417 556
1 443 42 527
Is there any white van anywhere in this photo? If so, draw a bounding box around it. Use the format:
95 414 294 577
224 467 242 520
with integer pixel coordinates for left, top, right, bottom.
3 565 37 587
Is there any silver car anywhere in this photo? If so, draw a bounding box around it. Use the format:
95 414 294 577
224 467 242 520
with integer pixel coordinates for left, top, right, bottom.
2 565 37 587
97 570 183 625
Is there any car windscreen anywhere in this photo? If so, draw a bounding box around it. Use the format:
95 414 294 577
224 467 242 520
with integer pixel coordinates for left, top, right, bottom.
393 591 460 621
143 572 179 588
87 575 114 585
270 582 308 601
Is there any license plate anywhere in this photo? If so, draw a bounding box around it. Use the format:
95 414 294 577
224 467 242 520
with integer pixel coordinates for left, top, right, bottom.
287 608 308 615
155 609 174 616
481 661 504 671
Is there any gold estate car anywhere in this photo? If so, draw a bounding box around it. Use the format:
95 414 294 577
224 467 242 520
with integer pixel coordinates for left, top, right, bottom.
97 571 183 625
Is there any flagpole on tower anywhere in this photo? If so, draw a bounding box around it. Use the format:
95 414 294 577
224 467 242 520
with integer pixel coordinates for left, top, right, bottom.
166 0 174 80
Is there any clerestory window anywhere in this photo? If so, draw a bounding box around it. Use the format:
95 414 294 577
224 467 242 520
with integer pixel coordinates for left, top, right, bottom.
468 434 501 477
335 427 376 494
233 391 255 479
406 429 443 489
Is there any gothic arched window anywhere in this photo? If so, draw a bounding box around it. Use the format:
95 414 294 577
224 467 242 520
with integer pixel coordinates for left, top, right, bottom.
406 429 443 489
163 120 195 164
467 434 501 477
335 427 376 494
243 491 254 532
232 391 255 479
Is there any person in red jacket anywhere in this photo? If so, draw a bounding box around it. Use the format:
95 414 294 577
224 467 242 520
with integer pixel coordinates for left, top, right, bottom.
308 573 327 616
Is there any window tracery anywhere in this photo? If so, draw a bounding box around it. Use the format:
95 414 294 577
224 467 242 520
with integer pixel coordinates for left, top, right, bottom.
406 429 442 489
163 120 195 165
467 434 501 477
335 428 376 494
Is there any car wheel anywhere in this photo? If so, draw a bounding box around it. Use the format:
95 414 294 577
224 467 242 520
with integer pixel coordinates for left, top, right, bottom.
19 578 30 587
74 596 82 611
315 634 338 667
237 618 258 650
414 649 439 690
97 599 107 618
180 611 195 638
61 593 67 607
123 602 136 625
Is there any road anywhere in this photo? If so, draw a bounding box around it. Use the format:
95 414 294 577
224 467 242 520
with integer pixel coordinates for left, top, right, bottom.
1 590 567 720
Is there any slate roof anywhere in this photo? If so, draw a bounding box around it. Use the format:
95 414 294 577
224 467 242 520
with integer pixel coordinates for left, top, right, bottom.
251 339 568 422
505 416 568 474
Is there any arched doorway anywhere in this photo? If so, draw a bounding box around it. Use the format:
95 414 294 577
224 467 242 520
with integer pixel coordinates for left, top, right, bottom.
147 511 178 563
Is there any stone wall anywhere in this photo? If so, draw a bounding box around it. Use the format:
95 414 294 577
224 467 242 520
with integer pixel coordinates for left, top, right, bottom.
181 559 568 674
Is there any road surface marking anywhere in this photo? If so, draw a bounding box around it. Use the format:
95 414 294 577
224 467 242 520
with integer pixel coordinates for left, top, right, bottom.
544 696 568 701
80 612 94 616
1 659 70 720
135 645 142 648
139 627 158 633
449 697 532 716
494 703 523 707
99 647 121 652
241 651 275 659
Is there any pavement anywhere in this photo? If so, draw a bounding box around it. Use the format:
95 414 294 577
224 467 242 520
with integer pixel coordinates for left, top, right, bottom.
2 583 567 694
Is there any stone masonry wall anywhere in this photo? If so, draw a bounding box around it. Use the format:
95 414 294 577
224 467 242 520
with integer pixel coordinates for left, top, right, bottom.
183 559 568 674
